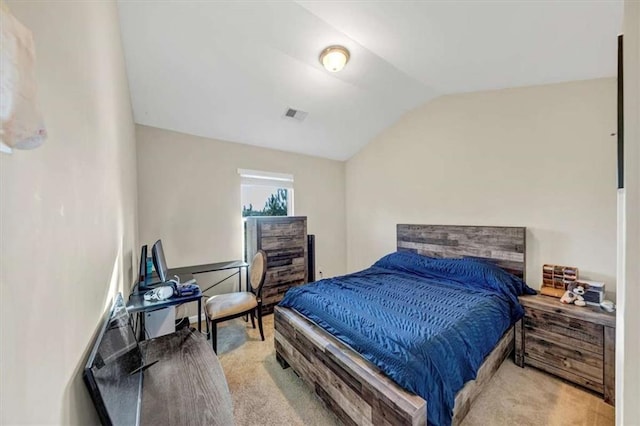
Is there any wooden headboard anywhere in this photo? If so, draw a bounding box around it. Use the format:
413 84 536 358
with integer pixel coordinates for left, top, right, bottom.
397 224 526 280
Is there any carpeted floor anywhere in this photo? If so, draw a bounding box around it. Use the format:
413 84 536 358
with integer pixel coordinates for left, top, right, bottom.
202 316 614 426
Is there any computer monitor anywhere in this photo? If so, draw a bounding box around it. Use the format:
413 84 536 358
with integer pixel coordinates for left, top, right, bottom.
151 240 169 283
138 244 148 283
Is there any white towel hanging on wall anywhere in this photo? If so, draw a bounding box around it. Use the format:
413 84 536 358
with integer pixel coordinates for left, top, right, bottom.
0 1 47 153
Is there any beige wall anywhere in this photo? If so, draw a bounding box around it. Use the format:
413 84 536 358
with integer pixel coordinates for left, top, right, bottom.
346 79 618 297
0 1 137 424
618 0 640 423
136 125 346 296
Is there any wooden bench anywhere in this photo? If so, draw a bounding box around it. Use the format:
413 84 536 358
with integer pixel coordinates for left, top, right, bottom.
84 294 234 425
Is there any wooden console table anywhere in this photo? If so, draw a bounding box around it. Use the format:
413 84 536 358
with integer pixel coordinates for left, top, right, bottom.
139 328 234 425
84 294 234 425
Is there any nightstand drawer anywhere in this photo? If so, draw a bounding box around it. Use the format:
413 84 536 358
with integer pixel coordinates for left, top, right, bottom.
522 325 603 356
524 332 603 383
524 357 604 394
524 306 603 346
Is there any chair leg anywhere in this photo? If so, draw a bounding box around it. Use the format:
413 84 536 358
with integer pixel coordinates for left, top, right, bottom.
211 322 217 353
250 309 256 329
257 305 265 341
206 315 210 340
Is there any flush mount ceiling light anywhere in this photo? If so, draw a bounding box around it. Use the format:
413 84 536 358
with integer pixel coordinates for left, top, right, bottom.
319 45 350 73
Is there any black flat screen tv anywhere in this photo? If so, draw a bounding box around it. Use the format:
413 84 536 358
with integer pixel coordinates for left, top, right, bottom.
138 245 147 284
83 294 143 426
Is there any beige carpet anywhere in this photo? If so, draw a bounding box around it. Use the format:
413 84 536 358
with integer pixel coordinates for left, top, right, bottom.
201 316 614 426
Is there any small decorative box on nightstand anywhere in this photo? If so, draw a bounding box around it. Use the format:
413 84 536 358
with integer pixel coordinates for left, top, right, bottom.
515 294 616 405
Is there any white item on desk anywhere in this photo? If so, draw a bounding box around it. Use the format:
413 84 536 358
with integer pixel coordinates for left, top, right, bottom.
145 307 175 338
144 285 174 301
601 300 616 312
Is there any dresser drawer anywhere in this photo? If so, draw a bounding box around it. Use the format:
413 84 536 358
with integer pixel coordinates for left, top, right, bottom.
265 263 307 284
260 236 307 251
523 325 603 356
524 331 603 383
524 356 604 394
266 248 306 267
524 306 603 347
260 220 305 237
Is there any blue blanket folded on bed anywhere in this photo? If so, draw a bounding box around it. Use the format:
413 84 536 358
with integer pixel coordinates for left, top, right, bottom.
279 251 535 426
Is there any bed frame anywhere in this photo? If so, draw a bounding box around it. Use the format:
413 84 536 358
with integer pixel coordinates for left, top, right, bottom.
274 224 526 425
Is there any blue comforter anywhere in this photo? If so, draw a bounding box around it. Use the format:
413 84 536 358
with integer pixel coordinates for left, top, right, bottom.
279 251 535 426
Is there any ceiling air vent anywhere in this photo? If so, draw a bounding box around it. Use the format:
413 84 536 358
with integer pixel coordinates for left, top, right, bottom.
283 107 308 122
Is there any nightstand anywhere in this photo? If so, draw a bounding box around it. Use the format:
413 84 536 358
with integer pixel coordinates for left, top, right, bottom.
515 293 616 405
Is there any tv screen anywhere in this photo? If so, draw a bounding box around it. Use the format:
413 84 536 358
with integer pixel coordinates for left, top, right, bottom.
151 239 169 283
138 245 147 284
83 294 143 425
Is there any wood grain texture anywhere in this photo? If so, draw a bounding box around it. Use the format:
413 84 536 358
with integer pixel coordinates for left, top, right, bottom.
452 328 514 425
246 216 308 314
397 224 526 279
518 294 616 404
275 306 426 426
524 356 604 394
140 328 234 425
524 307 604 348
514 319 524 367
519 294 616 328
603 326 615 405
275 306 515 426
523 326 603 356
524 333 603 382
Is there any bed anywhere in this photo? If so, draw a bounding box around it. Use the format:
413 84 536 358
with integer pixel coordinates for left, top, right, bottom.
274 224 532 426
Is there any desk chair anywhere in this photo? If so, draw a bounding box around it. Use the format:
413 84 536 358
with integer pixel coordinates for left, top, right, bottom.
205 250 267 353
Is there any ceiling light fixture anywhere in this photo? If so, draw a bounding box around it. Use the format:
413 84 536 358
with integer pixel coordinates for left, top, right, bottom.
319 45 350 73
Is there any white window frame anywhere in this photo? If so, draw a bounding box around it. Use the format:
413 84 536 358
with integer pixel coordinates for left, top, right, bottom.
239 169 294 216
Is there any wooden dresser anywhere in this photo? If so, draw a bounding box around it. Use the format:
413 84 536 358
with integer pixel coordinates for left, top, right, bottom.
246 216 308 314
515 294 616 405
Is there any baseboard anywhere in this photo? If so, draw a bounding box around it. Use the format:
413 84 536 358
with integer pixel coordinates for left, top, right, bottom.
188 314 202 325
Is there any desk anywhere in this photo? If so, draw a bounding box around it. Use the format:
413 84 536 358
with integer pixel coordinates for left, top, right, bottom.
128 260 249 340
137 260 249 294
127 289 203 341
170 260 250 294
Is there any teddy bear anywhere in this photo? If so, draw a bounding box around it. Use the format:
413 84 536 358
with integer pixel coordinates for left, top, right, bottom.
560 284 586 307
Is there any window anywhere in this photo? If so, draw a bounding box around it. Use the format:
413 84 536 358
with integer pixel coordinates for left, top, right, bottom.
239 169 294 217
239 169 294 260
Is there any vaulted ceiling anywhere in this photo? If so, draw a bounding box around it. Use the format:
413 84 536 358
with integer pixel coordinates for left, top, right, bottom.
118 1 623 160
